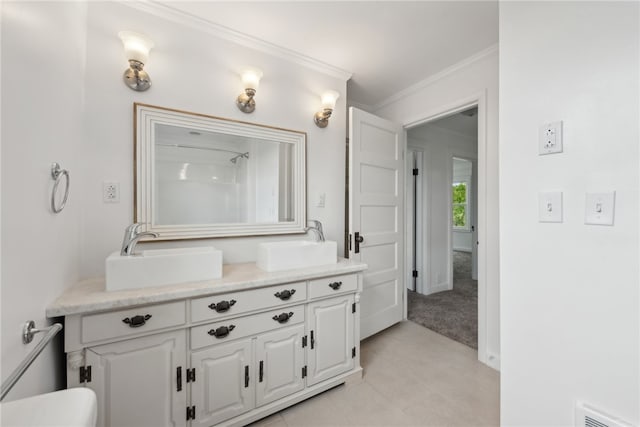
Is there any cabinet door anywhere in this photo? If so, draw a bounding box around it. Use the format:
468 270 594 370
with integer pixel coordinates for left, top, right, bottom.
190 339 254 427
85 330 187 427
307 295 355 386
255 324 305 406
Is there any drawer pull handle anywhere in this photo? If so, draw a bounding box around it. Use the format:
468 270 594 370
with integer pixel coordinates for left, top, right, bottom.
122 314 151 328
208 325 235 338
274 289 296 300
328 281 342 290
208 299 236 313
272 312 294 323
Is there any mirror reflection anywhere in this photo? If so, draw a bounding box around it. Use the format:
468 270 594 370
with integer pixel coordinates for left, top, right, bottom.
135 104 306 239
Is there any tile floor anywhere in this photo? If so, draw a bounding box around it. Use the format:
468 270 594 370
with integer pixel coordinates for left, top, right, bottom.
250 321 500 427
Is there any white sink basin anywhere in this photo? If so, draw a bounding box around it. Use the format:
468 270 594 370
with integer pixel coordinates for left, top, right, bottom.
1 388 97 427
257 240 337 272
106 246 223 291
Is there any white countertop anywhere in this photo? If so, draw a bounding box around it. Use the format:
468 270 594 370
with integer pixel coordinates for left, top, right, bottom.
46 258 367 317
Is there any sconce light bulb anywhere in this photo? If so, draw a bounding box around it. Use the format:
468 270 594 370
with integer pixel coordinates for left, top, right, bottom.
119 31 154 64
240 68 263 91
320 90 340 110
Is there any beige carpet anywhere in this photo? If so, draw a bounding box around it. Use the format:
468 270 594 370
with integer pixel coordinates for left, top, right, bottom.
407 251 478 349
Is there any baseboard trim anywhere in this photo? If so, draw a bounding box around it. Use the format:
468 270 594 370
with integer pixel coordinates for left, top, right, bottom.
485 352 501 371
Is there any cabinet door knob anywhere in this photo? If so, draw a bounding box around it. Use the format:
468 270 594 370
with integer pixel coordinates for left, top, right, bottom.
272 312 294 323
122 314 151 328
207 324 235 338
328 281 342 290
208 299 236 313
274 289 296 300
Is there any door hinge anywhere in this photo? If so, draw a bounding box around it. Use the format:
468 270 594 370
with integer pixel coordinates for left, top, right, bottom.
412 270 418 278
186 368 196 383
302 366 307 378
177 367 182 392
413 168 419 176
79 365 91 383
302 335 307 348
349 233 352 251
352 347 356 358
186 406 196 421
352 303 356 314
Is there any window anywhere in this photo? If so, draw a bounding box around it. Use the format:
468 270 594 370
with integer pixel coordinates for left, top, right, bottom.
452 181 469 230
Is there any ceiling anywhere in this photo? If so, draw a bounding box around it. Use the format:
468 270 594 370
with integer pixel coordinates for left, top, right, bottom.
159 1 499 108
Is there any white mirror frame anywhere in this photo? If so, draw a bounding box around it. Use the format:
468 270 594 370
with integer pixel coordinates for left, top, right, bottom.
134 103 307 239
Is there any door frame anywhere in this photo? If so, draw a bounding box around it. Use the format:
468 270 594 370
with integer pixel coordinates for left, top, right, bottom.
402 91 489 366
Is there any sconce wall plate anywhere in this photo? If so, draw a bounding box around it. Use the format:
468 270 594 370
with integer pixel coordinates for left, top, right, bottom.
123 60 151 91
236 88 257 113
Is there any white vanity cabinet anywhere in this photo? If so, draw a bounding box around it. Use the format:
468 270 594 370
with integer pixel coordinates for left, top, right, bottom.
53 261 366 427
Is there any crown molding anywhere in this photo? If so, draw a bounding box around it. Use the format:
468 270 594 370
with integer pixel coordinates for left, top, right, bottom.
118 0 353 82
373 44 498 112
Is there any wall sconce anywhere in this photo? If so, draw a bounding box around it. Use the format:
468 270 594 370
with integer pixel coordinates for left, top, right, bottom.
236 68 263 113
314 90 340 128
119 31 154 92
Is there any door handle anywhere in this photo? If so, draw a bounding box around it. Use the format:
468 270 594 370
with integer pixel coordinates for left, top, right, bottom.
354 232 364 253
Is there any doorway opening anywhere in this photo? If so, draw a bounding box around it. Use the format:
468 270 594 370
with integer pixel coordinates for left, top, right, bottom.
405 106 479 350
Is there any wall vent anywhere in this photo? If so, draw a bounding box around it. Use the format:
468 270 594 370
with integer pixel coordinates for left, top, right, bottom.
575 402 632 427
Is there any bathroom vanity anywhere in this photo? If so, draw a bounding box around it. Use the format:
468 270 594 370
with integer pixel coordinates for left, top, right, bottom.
47 259 367 427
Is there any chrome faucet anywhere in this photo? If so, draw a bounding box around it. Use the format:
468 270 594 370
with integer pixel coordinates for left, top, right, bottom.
305 220 325 242
120 223 158 256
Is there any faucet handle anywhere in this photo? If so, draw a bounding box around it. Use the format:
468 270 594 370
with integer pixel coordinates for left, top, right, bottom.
308 220 323 232
125 222 145 236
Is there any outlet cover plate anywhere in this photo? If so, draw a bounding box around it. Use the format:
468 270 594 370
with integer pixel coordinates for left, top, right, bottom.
539 191 563 223
103 181 120 203
539 121 563 155
585 191 615 226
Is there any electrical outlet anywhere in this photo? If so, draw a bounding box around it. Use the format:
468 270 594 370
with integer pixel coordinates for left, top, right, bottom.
539 121 563 155
103 181 120 203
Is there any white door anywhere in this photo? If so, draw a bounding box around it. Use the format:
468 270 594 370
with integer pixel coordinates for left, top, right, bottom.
255 324 305 406
307 295 355 386
349 107 405 339
191 339 254 427
85 330 187 427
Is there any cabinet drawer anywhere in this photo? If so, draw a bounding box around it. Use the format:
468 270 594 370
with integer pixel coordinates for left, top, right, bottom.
191 282 306 323
308 274 357 300
191 305 304 350
81 301 186 344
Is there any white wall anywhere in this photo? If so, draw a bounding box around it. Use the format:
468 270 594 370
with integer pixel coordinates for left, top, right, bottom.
500 2 639 425
79 2 348 278
1 1 87 400
408 126 476 294
375 48 500 368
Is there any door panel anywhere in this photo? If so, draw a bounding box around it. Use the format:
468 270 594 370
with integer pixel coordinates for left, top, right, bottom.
255 324 305 406
307 295 354 386
191 340 253 427
86 330 186 427
349 107 404 339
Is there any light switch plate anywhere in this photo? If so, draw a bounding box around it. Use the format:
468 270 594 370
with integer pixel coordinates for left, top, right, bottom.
539 191 563 223
539 121 563 155
585 191 615 226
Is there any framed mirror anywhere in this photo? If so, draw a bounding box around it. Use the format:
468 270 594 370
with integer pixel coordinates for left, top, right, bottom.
134 103 306 239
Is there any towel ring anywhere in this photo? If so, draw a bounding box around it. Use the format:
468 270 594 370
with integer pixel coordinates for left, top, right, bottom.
51 162 70 213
